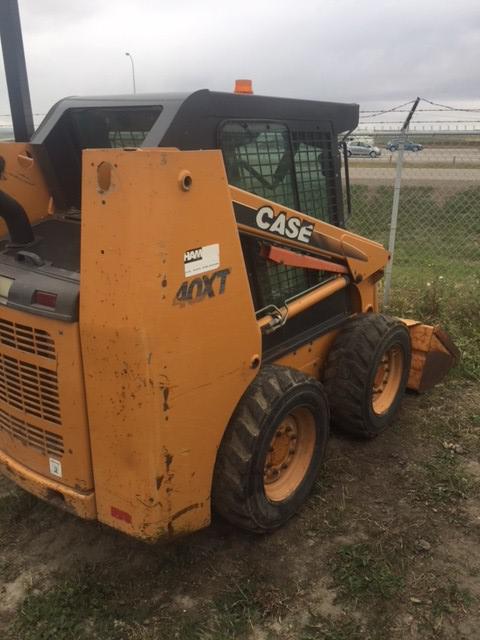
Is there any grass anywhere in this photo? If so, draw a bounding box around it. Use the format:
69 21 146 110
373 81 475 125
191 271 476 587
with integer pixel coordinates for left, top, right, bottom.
417 582 476 638
346 183 480 381
348 184 480 266
11 570 117 640
430 582 474 618
414 451 475 507
7 565 294 640
302 616 365 640
388 277 480 380
332 542 404 603
197 579 262 639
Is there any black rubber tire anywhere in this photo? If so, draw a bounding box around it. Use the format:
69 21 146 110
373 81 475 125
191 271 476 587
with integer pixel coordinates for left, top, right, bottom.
369 151 376 158
347 150 352 157
212 365 330 533
324 314 411 439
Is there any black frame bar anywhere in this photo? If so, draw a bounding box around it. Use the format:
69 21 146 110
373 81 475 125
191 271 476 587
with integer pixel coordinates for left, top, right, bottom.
0 0 34 142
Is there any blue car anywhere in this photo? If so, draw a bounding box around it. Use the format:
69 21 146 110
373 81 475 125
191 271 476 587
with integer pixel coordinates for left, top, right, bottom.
386 140 423 152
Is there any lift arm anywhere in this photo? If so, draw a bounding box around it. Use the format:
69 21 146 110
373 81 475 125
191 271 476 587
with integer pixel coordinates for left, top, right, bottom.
229 186 390 284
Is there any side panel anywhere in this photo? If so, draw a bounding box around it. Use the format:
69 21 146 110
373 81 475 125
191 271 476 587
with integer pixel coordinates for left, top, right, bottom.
80 148 261 540
0 307 94 498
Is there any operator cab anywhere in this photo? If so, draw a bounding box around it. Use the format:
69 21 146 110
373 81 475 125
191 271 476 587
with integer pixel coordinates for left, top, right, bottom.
31 89 358 225
0 90 358 323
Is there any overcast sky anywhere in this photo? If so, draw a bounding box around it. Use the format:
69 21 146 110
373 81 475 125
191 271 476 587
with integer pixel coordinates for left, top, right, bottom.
1 0 480 120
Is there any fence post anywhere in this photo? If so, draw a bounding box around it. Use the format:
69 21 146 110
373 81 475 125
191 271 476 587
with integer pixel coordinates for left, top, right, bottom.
383 144 404 307
382 97 421 308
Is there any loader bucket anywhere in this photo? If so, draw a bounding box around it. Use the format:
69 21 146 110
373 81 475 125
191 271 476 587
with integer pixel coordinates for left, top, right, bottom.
401 319 460 392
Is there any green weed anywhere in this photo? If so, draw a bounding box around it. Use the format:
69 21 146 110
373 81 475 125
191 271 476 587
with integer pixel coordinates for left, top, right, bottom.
415 451 474 506
430 582 474 618
11 567 134 640
332 543 404 602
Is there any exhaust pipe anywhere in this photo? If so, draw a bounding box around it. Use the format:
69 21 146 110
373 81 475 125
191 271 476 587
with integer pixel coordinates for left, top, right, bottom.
0 156 35 245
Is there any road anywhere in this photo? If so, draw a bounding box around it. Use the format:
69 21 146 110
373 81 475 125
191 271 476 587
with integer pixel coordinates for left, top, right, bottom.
349 146 480 165
347 146 480 183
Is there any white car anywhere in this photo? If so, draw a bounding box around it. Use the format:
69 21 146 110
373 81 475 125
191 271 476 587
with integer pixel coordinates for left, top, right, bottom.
347 142 381 158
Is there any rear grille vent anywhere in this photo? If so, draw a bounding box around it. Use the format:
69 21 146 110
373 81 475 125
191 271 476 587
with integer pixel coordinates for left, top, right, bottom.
0 407 63 456
0 354 61 424
0 319 56 360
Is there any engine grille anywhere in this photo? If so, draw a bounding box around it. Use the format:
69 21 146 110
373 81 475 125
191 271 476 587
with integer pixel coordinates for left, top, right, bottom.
0 318 56 360
0 406 63 456
0 354 61 424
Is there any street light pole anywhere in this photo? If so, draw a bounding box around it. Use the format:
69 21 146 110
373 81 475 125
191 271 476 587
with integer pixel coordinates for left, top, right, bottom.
125 52 136 94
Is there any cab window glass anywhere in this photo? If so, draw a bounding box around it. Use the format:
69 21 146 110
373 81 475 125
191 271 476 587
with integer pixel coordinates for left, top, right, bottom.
221 121 335 223
221 121 336 307
240 236 314 309
291 130 333 222
220 121 297 209
70 106 163 149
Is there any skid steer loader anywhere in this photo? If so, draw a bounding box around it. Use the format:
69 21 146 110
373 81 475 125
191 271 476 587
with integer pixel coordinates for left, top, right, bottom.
0 84 459 540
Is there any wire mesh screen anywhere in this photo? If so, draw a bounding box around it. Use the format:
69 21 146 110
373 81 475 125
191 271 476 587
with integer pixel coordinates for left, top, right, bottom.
240 236 319 309
261 261 311 308
221 122 336 223
221 122 297 209
291 131 335 222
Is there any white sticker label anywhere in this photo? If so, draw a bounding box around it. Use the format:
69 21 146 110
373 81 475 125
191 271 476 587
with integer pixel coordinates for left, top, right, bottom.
184 243 220 277
49 457 62 478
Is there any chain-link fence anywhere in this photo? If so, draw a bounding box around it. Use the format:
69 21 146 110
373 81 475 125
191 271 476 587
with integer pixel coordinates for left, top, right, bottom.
342 123 480 378
343 129 479 298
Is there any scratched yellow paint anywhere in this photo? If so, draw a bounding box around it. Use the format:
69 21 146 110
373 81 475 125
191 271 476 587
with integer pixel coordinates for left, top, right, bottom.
80 149 261 540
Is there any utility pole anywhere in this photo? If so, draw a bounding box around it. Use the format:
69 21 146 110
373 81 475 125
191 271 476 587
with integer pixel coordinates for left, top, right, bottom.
125 52 136 94
0 0 34 141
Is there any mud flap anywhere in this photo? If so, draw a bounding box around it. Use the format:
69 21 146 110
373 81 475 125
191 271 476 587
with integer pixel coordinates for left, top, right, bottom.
401 319 460 392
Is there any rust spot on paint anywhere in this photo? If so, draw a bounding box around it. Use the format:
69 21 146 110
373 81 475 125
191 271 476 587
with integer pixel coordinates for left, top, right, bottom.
167 503 200 537
164 450 173 472
163 387 170 412
170 503 199 523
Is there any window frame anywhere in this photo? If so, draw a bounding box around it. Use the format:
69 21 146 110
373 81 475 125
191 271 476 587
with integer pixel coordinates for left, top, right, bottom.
219 118 343 313
218 117 341 226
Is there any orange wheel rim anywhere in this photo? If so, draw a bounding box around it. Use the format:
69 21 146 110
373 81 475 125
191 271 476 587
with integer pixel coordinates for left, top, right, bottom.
372 345 404 415
264 407 316 502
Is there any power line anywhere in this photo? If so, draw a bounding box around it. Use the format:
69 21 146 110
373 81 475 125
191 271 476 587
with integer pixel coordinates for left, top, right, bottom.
359 99 416 119
420 97 480 113
359 119 480 124
361 99 480 116
361 108 480 114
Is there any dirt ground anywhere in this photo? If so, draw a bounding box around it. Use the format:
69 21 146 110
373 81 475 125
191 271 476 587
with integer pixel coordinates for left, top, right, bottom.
0 377 479 640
